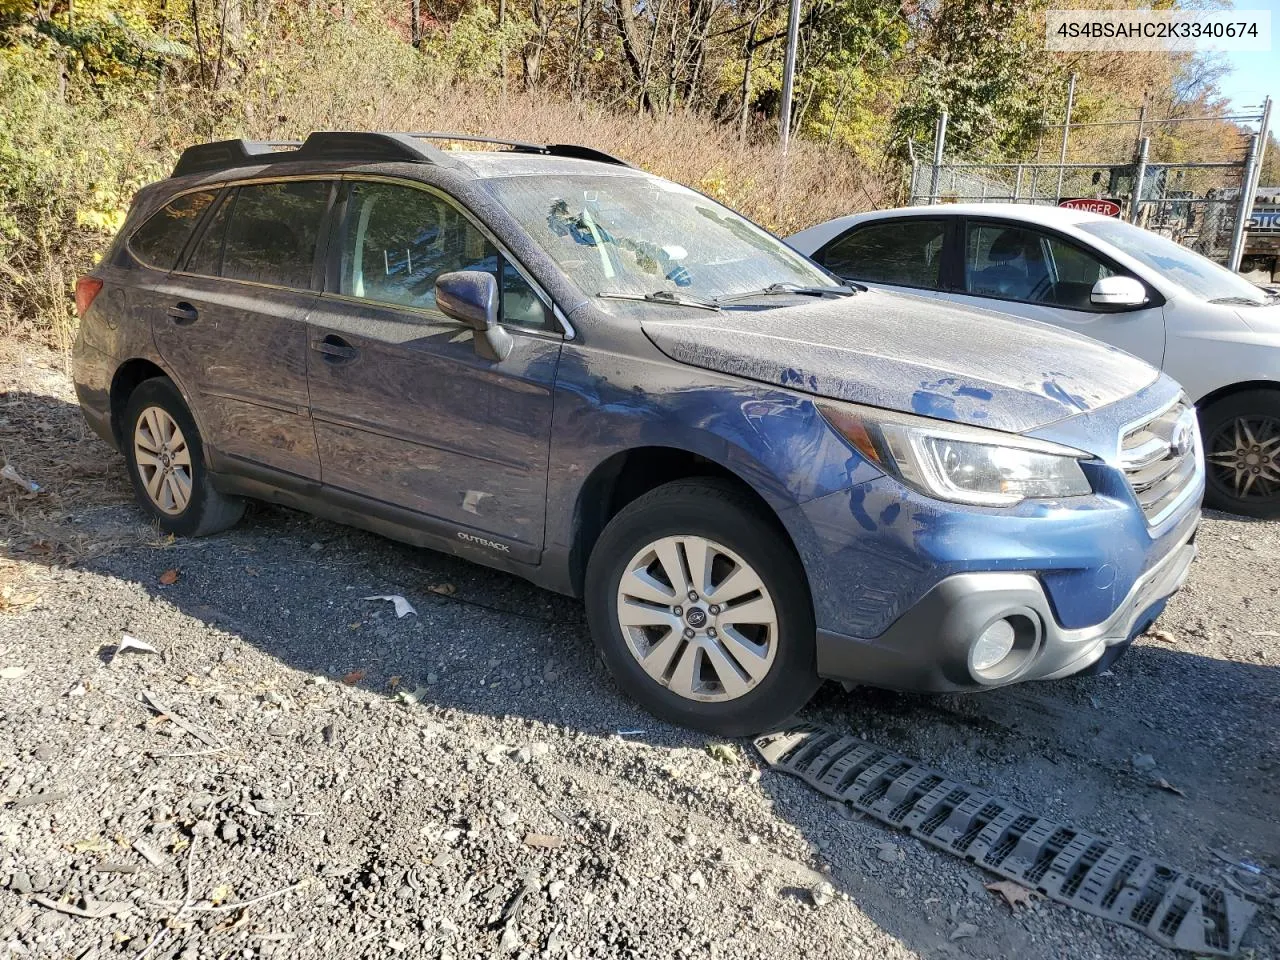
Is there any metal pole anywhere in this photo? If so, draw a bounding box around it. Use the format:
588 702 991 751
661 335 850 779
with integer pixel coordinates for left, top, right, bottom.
1245 96 1273 209
1130 137 1149 225
778 0 801 155
1014 164 1023 200
1228 133 1261 271
928 111 947 204
1055 72 1076 201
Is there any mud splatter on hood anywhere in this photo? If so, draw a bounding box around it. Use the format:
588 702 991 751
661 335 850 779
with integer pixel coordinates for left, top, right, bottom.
641 289 1159 434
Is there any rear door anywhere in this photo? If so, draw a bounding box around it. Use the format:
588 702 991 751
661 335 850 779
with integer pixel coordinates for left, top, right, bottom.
152 179 335 481
305 179 561 560
933 218 1166 367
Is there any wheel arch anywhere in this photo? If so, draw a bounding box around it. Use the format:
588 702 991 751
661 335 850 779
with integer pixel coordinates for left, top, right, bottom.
1194 379 1280 412
567 444 807 597
109 358 170 448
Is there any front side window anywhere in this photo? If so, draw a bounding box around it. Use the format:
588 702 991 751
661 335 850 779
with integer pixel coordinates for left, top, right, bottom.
480 173 833 302
965 223 1116 308
217 181 331 289
339 182 547 328
129 190 218 270
817 219 946 288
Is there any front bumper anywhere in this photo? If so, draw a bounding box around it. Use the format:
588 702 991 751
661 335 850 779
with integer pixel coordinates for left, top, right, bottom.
815 524 1197 693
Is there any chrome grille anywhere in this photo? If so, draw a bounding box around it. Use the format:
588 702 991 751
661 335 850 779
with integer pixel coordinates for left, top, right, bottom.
1120 399 1200 524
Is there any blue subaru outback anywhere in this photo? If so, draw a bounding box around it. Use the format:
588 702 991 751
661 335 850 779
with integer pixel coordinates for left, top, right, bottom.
73 132 1203 735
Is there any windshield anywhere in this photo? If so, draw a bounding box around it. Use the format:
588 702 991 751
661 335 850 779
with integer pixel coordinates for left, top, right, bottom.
1078 218 1269 305
482 173 835 301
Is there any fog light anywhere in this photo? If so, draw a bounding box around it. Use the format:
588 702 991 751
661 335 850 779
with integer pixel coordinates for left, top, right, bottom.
972 619 1017 672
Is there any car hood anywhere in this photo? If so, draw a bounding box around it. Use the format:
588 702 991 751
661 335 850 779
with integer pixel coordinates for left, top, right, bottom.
641 289 1159 434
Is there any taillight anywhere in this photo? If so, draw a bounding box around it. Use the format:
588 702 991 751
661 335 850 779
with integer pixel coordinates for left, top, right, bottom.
75 276 103 317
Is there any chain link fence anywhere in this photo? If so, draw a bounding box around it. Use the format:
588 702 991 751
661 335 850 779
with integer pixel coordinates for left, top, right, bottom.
907 95 1272 268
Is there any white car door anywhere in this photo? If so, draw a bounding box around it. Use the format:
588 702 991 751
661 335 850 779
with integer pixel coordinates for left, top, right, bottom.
932 218 1167 369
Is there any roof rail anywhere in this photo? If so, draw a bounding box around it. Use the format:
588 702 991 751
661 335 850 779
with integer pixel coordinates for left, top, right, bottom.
405 132 631 167
171 132 455 178
171 130 630 179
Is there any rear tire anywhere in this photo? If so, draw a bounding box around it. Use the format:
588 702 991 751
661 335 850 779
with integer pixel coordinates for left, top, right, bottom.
1199 390 1280 519
122 377 245 536
585 478 819 736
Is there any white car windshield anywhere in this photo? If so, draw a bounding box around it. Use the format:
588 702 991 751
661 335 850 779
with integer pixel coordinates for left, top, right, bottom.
483 173 837 302
1078 219 1270 305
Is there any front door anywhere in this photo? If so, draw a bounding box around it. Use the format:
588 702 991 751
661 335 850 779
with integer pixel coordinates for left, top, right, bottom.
305 180 561 561
935 219 1167 369
151 179 335 481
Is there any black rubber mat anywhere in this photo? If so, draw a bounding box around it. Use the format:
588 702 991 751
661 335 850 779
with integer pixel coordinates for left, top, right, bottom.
754 724 1256 956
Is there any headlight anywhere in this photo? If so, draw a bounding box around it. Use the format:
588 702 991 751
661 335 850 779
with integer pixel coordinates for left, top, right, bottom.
818 401 1092 506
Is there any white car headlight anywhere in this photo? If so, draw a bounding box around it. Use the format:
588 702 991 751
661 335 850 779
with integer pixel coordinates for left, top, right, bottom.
818 401 1092 506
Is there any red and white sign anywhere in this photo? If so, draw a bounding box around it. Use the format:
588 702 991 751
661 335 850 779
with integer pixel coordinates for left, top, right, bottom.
1058 197 1122 217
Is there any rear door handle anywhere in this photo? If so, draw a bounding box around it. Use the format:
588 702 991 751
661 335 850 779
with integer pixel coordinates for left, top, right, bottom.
167 302 199 325
311 334 360 364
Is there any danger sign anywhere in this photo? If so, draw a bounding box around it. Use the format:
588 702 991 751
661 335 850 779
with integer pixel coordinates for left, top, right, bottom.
1059 198 1122 217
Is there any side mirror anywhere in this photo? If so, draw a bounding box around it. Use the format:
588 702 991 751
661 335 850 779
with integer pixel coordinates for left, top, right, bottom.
1090 275 1147 309
434 270 513 362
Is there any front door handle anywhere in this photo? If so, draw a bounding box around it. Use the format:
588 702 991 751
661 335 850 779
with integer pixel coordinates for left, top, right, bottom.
311 334 360 364
167 302 199 325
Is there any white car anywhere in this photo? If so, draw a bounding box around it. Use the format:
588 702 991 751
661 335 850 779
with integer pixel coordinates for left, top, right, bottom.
788 203 1280 518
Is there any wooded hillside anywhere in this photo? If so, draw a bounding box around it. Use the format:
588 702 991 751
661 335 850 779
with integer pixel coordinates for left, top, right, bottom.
0 0 1266 345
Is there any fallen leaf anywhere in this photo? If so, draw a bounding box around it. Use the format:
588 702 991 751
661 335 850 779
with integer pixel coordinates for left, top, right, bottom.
342 669 366 685
523 833 564 849
950 922 978 941
707 743 739 765
428 583 457 596
0 666 27 680
985 880 1037 909
1152 777 1187 798
158 568 179 585
69 837 112 854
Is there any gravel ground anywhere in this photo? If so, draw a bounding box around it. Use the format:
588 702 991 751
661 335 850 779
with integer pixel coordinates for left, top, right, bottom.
1 344 1278 960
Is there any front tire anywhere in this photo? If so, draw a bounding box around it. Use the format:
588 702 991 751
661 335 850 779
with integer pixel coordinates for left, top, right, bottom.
122 377 245 536
1200 390 1280 519
584 478 819 736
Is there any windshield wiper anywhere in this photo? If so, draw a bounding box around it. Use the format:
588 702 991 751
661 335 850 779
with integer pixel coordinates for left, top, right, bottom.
714 282 858 304
598 290 721 311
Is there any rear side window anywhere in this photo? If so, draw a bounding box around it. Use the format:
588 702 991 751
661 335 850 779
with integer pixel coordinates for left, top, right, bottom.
339 181 547 328
128 191 218 270
220 181 331 289
817 219 946 289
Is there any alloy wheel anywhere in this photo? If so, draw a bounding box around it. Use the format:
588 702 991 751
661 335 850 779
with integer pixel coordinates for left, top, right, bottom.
1206 414 1280 501
133 406 193 515
615 535 777 703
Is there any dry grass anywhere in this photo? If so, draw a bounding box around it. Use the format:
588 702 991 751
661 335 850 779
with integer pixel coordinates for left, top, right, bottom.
0 339 159 567
264 85 896 237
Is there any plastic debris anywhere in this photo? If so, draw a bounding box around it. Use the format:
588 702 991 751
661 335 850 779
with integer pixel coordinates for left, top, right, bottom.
113 634 158 661
1 464 40 493
362 595 417 618
0 666 28 680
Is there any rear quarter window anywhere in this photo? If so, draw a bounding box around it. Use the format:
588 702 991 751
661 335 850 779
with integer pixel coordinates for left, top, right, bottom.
128 191 218 270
